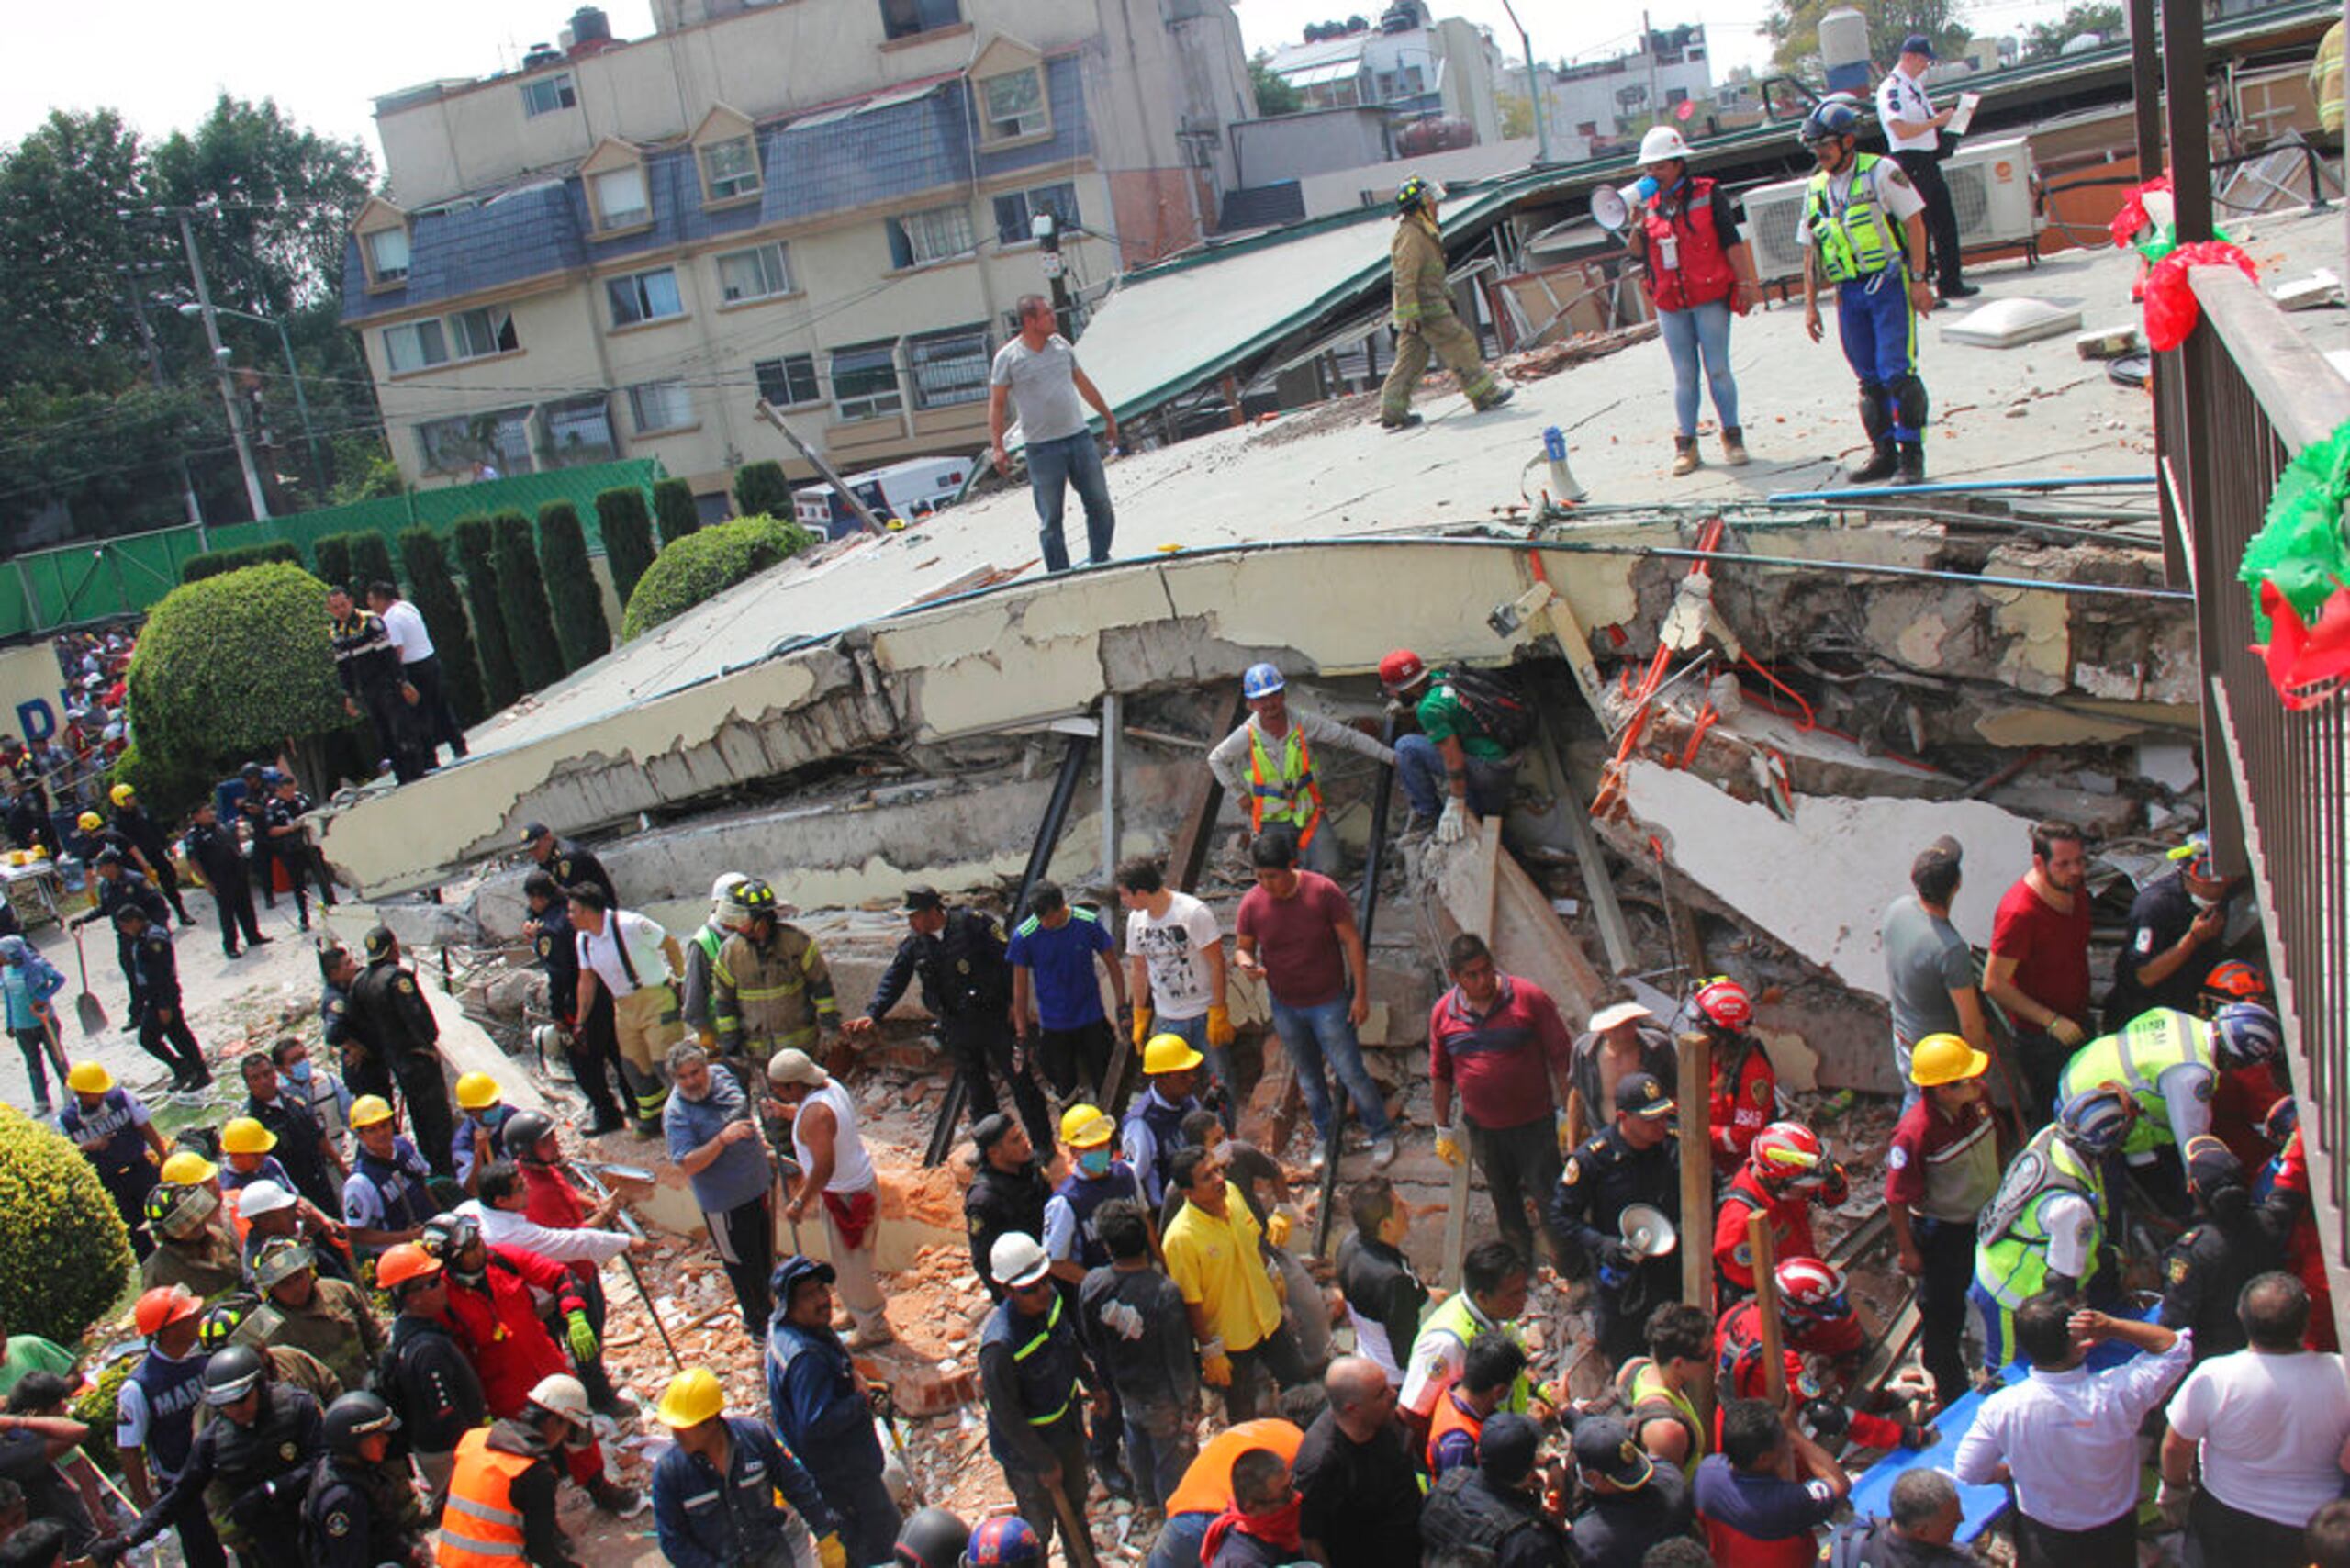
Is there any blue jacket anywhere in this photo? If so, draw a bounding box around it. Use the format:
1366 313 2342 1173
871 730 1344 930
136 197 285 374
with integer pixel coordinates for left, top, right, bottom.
765 1318 885 1482
0 952 62 1031
651 1417 834 1568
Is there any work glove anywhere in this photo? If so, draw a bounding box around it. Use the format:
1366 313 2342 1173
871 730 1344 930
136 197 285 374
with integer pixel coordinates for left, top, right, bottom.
1201 1350 1234 1387
1554 1109 1575 1154
1132 1006 1153 1047
1264 1210 1293 1249
816 1534 848 1568
1206 1005 1235 1049
565 1310 600 1362
1435 1126 1466 1168
2156 1479 2193 1530
1597 1239 1634 1274
1437 797 1467 845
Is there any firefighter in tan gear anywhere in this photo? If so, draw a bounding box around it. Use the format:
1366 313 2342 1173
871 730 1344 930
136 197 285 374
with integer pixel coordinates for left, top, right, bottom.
1379 174 1514 430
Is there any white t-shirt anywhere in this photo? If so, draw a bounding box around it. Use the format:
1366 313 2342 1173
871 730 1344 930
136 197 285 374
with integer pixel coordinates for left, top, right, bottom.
578 910 671 997
2167 1349 2350 1526
379 599 435 665
1876 65 1939 152
1127 891 1220 1021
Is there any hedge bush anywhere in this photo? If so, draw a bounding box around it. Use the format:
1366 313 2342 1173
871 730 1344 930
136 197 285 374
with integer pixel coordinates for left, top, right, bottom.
452 518 520 711
180 542 300 584
399 528 486 725
311 535 355 592
73 1353 134 1476
489 511 565 691
653 477 701 545
0 1109 133 1345
536 501 610 673
595 487 657 607
350 533 397 594
732 461 792 521
621 513 814 642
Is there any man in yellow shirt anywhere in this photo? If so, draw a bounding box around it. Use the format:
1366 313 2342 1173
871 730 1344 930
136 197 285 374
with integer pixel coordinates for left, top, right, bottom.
1162 1144 1307 1419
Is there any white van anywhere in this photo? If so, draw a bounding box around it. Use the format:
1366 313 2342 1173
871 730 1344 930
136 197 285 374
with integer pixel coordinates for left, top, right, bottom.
791 455 973 539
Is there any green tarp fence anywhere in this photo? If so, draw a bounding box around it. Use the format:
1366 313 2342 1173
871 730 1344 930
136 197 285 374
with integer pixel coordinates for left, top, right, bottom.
0 459 664 638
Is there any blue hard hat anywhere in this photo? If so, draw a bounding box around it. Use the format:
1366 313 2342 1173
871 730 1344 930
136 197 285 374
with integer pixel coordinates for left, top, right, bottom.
2212 1002 2282 1067
1799 101 1862 147
2057 1085 2133 1156
1241 663 1285 700
965 1516 1041 1566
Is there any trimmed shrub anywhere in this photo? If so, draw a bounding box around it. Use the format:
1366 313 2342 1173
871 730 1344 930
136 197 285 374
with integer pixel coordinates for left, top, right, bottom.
536 501 610 672
488 511 565 691
107 737 214 820
732 461 792 520
621 513 815 642
399 528 486 725
311 534 355 592
451 517 520 711
180 542 300 584
0 1108 134 1344
653 477 701 545
595 487 657 606
351 533 397 594
73 1353 134 1475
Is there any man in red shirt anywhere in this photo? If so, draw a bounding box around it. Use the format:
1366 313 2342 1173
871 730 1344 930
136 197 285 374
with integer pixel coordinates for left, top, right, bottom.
1234 829 1395 1169
1985 820 2094 1125
1427 932 1577 1274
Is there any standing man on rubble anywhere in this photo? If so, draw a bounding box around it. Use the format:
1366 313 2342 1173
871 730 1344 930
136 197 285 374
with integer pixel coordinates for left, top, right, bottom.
989 293 1120 575
1008 880 1127 1107
568 887 686 1137
325 585 429 786
680 873 749 1049
1985 821 2096 1123
967 1114 1053 1305
1207 665 1396 878
346 927 458 1179
1380 651 1520 843
1550 1073 1683 1367
767 1256 902 1565
1118 857 1236 1105
1428 933 1576 1272
2107 834 2244 1025
711 879 839 1072
979 1232 1102 1558
522 873 626 1137
1378 175 1513 431
1887 1034 2000 1407
664 1044 778 1335
1882 835 1992 1107
767 1049 893 1347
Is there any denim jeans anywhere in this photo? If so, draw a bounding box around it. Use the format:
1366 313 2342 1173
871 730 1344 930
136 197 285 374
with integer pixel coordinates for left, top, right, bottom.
1147 1514 1213 1568
1121 1395 1196 1510
1657 299 1739 438
1025 430 1116 572
1269 994 1393 1142
1155 1009 1233 1106
1395 734 1516 822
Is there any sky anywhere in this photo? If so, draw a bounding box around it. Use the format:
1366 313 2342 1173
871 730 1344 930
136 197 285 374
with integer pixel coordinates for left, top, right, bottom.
2 0 2081 172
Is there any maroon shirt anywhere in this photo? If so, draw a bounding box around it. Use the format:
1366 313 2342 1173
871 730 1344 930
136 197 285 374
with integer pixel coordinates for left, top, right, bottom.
1427 974 1573 1131
1236 871 1354 1009
1988 878 2092 1025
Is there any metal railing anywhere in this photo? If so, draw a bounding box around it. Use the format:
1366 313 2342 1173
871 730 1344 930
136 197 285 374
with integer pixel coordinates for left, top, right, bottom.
2158 263 2350 1341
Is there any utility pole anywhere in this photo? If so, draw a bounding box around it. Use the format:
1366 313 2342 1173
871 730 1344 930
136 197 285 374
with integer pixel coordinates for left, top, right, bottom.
118 272 206 533
173 207 270 524
1499 0 1551 163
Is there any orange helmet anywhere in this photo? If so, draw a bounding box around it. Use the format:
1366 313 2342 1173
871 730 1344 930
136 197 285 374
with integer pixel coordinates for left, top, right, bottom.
1748 1120 1826 1190
375 1243 442 1292
1379 649 1428 693
135 1284 202 1338
2201 959 2271 1006
1694 977 1753 1033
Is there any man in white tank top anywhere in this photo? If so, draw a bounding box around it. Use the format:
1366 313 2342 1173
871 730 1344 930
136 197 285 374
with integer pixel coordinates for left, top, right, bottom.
767 1048 892 1347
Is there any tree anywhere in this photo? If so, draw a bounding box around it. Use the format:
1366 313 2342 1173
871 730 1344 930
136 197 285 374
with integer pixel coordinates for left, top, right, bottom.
1765 0 1968 73
2022 1 2122 58
399 528 486 725
621 515 816 642
653 477 702 545
312 534 355 591
596 487 658 606
350 532 397 591
1250 53 1305 117
488 510 565 691
181 541 300 583
1498 92 1535 140
732 461 793 520
536 501 610 672
0 1110 134 1345
451 517 520 711
0 111 150 395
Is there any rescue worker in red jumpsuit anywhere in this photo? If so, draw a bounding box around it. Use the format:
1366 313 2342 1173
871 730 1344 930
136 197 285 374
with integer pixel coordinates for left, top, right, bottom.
2256 1100 2338 1350
2199 961 2284 1171
1714 1121 1845 1303
1714 1259 1934 1452
500 1111 634 1416
1689 978 1775 1180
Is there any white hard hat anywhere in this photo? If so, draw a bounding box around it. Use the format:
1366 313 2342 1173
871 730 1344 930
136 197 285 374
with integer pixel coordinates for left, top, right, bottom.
234 1179 296 1218
526 1373 592 1426
1639 126 1693 164
711 872 749 907
990 1231 1051 1289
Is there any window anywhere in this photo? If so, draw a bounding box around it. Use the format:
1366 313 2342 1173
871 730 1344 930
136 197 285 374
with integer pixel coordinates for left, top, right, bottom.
520 73 577 117
365 228 410 283
541 397 618 465
991 182 1081 246
627 379 696 433
416 409 532 475
1666 85 1689 106
755 354 822 406
907 326 990 409
715 243 793 303
878 0 961 40
592 165 650 230
979 68 1046 141
886 204 975 268
607 267 684 328
700 136 761 200
384 319 449 375
1576 120 1599 138
448 307 519 360
829 341 902 421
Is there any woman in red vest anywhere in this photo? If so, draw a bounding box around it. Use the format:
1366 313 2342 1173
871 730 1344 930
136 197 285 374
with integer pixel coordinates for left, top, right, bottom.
1622 125 1759 476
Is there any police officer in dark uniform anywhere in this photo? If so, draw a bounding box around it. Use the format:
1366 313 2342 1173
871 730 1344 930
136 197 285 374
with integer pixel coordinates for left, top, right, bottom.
2159 1135 2288 1361
262 778 338 933
853 886 1051 1149
326 584 430 787
2108 833 2244 1025
304 1392 428 1568
60 1062 167 1259
115 904 210 1092
967 1114 1053 1304
75 849 171 1022
184 801 266 958
521 823 619 907
1547 1073 1682 1367
111 788 195 924
319 944 391 1103
522 870 625 1136
346 928 457 1180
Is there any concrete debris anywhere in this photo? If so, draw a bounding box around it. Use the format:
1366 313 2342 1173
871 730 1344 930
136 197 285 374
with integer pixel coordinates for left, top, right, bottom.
1939 297 2086 348
1497 320 1661 382
2270 268 2344 311
2076 322 2144 360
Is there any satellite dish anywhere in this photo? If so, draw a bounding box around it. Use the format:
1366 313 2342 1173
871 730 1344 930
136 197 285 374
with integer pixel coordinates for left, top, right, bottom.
1620 1203 1679 1259
1591 184 1636 231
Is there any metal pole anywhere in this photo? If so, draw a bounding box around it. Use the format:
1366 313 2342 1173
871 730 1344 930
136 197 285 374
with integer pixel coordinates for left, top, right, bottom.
2160 0 2211 242
2126 0 2164 181
753 399 884 535
1499 0 1551 164
1100 691 1121 887
271 314 326 499
175 207 266 528
121 276 206 532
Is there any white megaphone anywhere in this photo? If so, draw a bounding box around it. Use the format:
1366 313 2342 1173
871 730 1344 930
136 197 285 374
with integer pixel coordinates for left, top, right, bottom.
1590 184 1641 233
1619 1203 1679 1260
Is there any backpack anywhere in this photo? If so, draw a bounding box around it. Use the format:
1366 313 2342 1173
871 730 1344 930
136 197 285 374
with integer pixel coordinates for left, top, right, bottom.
1826 1518 1883 1568
1441 667 1536 752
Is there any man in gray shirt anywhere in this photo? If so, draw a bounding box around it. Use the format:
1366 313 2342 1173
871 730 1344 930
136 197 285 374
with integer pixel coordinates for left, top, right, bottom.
989 294 1120 573
1881 834 1990 1107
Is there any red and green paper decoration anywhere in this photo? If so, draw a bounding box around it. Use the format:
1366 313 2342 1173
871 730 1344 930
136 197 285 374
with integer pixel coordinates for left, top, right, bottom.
2242 420 2350 710
2110 173 2244 345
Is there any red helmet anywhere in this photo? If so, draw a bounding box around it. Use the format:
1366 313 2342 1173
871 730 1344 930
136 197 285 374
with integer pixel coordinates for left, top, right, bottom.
1694 977 1752 1033
1379 649 1428 694
135 1284 202 1338
2201 959 2271 1005
1748 1121 1825 1189
1774 1257 1851 1329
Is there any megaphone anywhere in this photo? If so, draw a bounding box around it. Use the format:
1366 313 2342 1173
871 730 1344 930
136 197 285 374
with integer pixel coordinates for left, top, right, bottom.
1591 184 1640 233
1620 1203 1679 1260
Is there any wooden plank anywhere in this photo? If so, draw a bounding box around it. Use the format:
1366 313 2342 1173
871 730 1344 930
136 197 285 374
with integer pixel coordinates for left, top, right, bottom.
1678 1031 1714 1323
1748 1213 1786 1406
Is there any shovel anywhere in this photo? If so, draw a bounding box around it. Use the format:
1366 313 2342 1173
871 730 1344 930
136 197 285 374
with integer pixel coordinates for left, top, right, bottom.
69 924 106 1036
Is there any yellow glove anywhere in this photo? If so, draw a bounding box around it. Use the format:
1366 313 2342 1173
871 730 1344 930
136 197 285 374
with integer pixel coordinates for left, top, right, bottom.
816 1535 847 1568
1265 1211 1293 1249
1201 1350 1234 1387
1132 1006 1153 1047
1206 1004 1236 1048
1435 1126 1465 1167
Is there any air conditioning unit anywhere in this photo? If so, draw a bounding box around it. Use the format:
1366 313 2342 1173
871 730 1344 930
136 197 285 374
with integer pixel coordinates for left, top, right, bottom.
1738 135 2039 286
1740 174 1815 285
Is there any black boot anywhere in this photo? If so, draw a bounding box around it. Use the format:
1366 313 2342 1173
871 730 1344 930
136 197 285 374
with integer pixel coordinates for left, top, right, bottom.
1847 441 1899 484
1894 441 1927 486
1848 388 1897 484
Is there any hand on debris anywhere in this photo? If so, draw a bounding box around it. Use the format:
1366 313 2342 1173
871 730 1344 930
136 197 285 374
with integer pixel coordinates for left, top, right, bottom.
2048 1016 2087 1047
1201 1350 1234 1387
565 1310 599 1362
816 1536 848 1568
1206 1006 1235 1049
1436 797 1468 845
1435 1127 1465 1168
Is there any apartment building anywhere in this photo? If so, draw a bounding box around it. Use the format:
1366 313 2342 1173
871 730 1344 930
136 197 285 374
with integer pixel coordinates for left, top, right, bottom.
1262 2 1507 147
1533 23 1713 153
342 1 1251 507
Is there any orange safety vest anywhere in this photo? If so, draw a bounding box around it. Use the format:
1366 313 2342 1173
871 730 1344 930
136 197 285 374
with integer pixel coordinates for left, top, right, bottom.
1247 723 1323 846
436 1428 535 1566
1427 1385 1487 1473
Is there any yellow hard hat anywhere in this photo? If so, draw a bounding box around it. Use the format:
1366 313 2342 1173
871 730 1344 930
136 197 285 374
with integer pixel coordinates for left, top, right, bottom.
219 1117 277 1156
1141 1034 1204 1077
453 1072 501 1112
75 812 101 832
110 784 135 806
349 1095 396 1129
66 1062 114 1096
160 1149 218 1185
1909 1033 1990 1088
654 1367 726 1428
1060 1103 1114 1148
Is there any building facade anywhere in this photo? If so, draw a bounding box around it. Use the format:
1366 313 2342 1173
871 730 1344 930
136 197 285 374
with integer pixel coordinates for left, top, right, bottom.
343 0 1250 506
1262 4 1506 147
1536 23 1712 154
